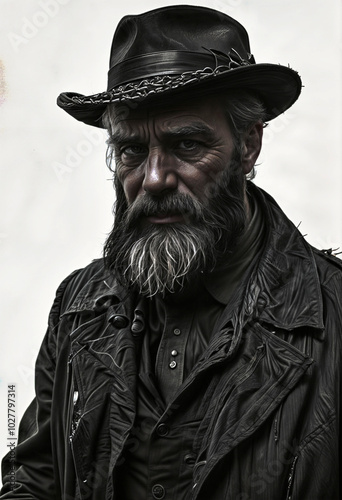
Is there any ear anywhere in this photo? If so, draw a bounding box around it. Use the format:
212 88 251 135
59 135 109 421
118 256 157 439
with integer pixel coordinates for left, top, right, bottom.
241 122 263 175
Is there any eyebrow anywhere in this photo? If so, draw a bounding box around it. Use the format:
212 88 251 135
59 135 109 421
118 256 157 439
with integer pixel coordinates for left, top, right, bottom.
109 122 215 146
108 130 137 147
165 123 214 138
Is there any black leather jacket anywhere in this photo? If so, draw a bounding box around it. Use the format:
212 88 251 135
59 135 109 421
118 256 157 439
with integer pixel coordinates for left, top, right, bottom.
1 185 341 499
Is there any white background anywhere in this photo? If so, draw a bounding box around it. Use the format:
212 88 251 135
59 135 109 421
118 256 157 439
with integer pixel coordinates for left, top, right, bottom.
0 0 341 469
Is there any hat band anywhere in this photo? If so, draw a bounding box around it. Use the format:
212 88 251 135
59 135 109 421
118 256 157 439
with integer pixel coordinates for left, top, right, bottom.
107 49 252 91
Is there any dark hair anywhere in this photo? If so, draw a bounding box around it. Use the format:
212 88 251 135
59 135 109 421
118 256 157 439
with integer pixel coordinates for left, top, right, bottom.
223 91 267 179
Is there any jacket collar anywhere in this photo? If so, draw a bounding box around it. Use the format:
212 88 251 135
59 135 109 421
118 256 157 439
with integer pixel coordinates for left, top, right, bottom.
64 183 324 336
63 265 127 315
250 183 324 336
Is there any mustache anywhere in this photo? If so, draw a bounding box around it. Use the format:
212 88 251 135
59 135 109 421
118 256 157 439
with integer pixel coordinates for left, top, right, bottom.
124 193 205 227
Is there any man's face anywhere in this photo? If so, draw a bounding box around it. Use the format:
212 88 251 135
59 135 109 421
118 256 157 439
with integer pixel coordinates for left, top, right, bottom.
112 95 237 217
105 94 253 297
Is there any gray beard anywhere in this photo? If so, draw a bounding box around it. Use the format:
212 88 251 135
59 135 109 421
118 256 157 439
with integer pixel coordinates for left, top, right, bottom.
104 163 247 297
123 224 215 297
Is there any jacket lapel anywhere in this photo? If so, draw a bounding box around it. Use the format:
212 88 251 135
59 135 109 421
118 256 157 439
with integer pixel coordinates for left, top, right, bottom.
251 185 324 335
192 322 313 498
64 275 139 498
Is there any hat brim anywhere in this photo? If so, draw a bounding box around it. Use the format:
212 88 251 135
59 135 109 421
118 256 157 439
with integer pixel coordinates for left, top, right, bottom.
57 63 302 127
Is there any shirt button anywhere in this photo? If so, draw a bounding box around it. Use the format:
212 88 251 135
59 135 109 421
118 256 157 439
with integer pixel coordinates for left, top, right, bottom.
171 350 178 356
156 423 169 437
169 360 177 369
152 484 165 499
173 328 181 335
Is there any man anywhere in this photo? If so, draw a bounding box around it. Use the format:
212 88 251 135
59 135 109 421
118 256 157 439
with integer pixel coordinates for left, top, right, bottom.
1 5 341 500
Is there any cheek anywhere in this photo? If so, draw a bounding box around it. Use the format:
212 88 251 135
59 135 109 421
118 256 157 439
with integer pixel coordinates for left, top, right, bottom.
181 153 229 198
119 170 144 205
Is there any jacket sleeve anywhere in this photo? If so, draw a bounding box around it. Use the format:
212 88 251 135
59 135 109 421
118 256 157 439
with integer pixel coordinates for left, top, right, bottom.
0 270 81 500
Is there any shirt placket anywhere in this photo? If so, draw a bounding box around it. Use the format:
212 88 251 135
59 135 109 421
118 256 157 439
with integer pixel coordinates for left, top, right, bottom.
155 304 194 405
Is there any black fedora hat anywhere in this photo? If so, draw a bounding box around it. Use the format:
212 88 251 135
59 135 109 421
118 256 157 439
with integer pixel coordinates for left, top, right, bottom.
57 5 302 127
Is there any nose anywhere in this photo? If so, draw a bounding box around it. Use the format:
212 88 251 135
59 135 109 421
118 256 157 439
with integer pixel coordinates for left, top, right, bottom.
142 149 178 196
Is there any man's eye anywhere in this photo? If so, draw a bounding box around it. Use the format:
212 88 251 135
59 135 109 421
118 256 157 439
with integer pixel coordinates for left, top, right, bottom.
121 145 146 156
178 140 200 151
